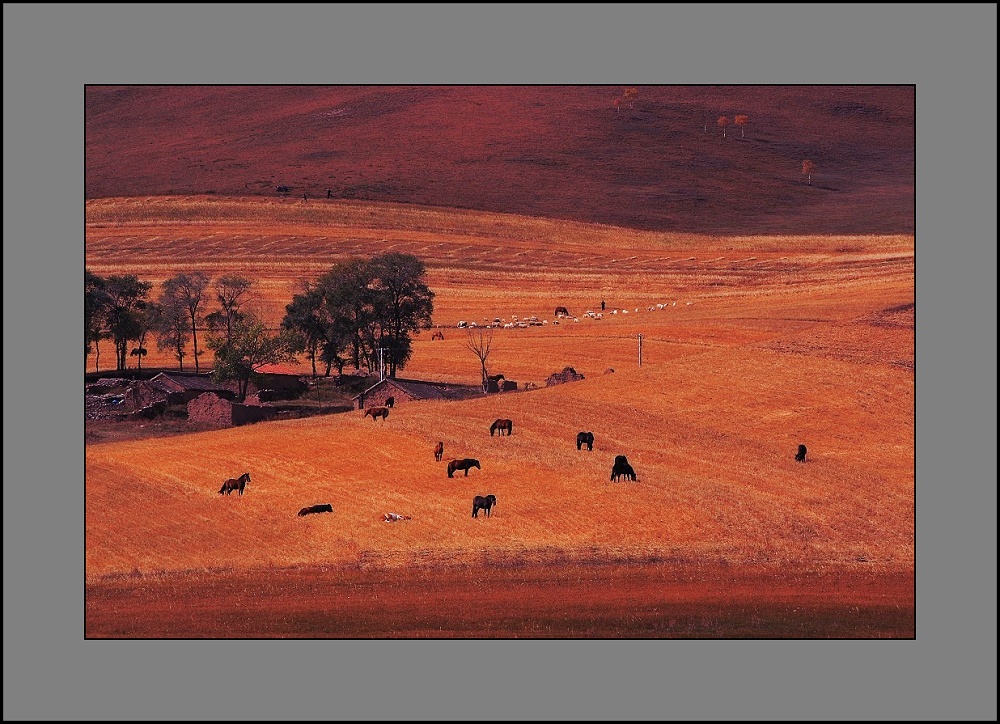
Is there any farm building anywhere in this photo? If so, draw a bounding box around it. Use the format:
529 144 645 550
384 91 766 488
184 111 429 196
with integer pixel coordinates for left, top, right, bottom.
144 372 237 405
352 378 483 410
187 392 279 427
252 364 308 400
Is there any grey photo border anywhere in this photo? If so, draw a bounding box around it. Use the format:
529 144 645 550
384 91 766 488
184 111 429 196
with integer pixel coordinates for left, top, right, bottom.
4 3 996 721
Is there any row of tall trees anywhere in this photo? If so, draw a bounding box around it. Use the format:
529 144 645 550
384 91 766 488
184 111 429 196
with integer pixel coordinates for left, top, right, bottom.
85 252 435 400
280 252 435 380
85 271 253 374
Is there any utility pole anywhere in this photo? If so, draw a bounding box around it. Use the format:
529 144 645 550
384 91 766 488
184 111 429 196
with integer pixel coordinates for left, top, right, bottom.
638 334 643 367
378 347 388 382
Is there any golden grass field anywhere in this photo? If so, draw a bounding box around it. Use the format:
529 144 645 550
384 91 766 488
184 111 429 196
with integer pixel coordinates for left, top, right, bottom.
85 196 914 637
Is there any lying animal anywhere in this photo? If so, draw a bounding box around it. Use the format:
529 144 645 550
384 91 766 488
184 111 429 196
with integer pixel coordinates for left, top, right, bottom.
298 503 334 516
383 512 412 522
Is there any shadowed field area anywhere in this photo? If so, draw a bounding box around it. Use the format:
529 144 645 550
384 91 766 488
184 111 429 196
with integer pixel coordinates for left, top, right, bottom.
85 197 913 638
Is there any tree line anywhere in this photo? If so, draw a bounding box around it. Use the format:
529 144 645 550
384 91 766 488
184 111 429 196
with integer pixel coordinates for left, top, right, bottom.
85 252 434 400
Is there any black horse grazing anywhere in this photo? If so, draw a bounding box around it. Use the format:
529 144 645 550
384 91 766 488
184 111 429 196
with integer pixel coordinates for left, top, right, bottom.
610 457 635 482
434 441 444 462
364 406 389 421
796 444 808 462
385 396 395 408
298 503 333 517
448 458 481 478
490 418 513 436
219 472 251 496
577 431 595 451
472 494 497 518
554 306 570 318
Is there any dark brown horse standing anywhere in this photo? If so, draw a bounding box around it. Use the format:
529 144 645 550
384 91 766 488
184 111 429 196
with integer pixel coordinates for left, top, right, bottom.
472 494 497 518
576 431 595 451
434 441 444 462
448 458 481 478
219 472 251 496
796 444 808 462
364 406 389 421
610 456 636 482
490 418 513 436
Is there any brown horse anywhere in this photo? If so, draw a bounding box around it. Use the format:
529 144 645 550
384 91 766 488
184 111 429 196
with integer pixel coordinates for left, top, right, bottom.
298 503 333 516
472 494 497 518
219 472 251 496
796 444 808 462
434 441 444 462
448 458 481 478
364 406 389 421
554 306 570 318
385 396 395 408
490 418 513 436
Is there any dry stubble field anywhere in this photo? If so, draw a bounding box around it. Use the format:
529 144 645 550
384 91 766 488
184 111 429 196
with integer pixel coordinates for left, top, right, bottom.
85 196 914 638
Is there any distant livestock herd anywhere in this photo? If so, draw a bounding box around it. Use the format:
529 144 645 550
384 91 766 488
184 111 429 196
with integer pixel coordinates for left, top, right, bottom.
452 301 693 330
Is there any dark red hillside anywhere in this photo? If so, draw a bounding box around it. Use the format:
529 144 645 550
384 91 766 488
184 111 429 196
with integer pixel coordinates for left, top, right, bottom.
85 85 913 234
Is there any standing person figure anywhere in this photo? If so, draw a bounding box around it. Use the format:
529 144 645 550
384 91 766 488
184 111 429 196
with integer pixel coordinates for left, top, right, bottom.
601 299 606 311
326 188 333 199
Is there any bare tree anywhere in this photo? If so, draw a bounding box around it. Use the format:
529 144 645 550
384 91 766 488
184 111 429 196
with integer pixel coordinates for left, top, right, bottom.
734 114 749 137
162 272 210 372
717 115 729 138
802 159 816 185
464 327 495 393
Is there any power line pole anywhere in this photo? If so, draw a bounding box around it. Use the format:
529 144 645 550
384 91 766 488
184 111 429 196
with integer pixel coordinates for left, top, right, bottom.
638 334 642 367
378 347 388 382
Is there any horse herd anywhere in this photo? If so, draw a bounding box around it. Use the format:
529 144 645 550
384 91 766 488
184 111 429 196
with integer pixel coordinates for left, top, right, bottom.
219 408 810 524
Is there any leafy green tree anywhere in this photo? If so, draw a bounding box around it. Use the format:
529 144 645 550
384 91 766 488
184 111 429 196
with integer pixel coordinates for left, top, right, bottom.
282 283 329 379
317 258 378 373
103 274 153 371
162 272 210 372
207 313 296 402
368 252 435 378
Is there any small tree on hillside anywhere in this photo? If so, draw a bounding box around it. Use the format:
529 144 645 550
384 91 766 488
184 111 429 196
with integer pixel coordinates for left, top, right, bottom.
717 115 729 138
465 327 495 393
205 275 253 346
153 286 191 370
734 114 749 137
802 159 816 185
623 87 638 109
207 313 296 402
162 272 210 372
103 274 153 371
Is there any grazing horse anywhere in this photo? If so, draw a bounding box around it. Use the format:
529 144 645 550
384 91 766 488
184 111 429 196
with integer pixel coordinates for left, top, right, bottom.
298 503 333 516
448 458 481 478
796 444 808 462
434 441 444 462
432 330 445 341
576 431 595 451
610 456 635 482
472 494 497 518
219 472 251 496
554 306 570 318
385 396 395 408
364 406 389 421
490 418 513 436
